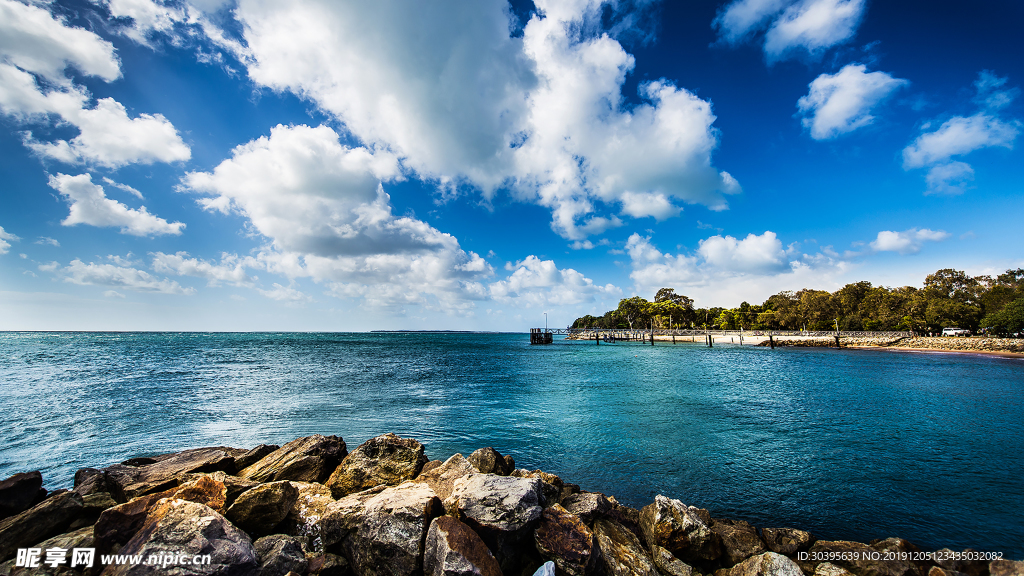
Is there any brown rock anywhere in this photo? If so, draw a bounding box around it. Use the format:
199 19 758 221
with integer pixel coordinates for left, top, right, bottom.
468 448 513 476
639 495 720 563
593 518 659 576
711 519 766 566
508 470 563 507
761 528 814 556
802 540 919 576
533 504 596 576
928 568 968 576
0 471 43 519
74 469 126 503
226 481 299 537
68 492 120 530
305 553 349 576
278 482 335 552
235 445 280 472
108 448 239 500
419 461 444 476
254 535 308 576
561 492 612 524
325 433 427 498
989 560 1024 576
414 454 476 502
730 552 803 576
933 549 988 576
0 491 84 561
652 545 695 576
239 435 347 484
423 516 502 576
818 563 858 576
172 475 228 513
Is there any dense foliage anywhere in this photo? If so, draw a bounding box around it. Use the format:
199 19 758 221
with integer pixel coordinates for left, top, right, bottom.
570 268 1024 335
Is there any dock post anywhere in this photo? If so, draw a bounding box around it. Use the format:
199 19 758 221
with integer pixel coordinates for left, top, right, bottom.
651 331 655 346
769 334 775 349
834 334 841 348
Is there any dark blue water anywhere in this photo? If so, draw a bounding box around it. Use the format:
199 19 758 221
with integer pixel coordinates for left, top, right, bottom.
1 332 1022 558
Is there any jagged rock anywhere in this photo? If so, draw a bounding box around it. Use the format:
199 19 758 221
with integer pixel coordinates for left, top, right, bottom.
74 468 125 503
712 519 766 566
423 516 502 576
761 528 814 556
933 549 987 576
872 539 930 576
107 448 239 500
468 448 513 476
306 553 349 576
561 492 613 524
606 496 644 539
68 491 120 530
652 545 695 576
503 455 516 474
0 526 95 576
236 445 281 471
927 568 967 576
239 435 347 484
179 472 259 509
279 482 335 553
730 552 803 576
533 562 555 576
227 482 299 537
639 495 720 563
593 518 659 576
509 470 563 507
325 434 427 498
533 504 596 576
989 560 1024 576
0 491 84 561
420 461 444 476
414 454 476 501
319 482 442 576
801 541 919 576
0 471 43 519
818 563 857 576
122 457 159 467
255 535 308 576
103 498 257 576
172 475 229 513
446 474 543 572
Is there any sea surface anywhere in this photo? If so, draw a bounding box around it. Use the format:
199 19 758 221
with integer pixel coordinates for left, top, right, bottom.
1 331 1022 558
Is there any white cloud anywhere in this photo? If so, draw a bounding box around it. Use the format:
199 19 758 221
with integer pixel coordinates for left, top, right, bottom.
924 161 974 196
104 290 126 298
714 0 865 62
0 0 120 84
103 178 144 199
225 0 736 240
151 251 256 286
699 231 790 274
48 173 185 236
902 113 1018 169
797 64 908 139
51 258 195 294
868 228 950 255
35 236 60 247
489 255 619 308
258 283 312 304
102 0 188 44
0 225 19 254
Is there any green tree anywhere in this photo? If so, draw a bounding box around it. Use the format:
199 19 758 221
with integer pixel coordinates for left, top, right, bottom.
616 296 653 330
981 296 1024 336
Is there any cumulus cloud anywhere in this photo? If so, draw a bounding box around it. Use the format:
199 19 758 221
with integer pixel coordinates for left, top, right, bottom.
698 231 790 274
151 251 256 286
35 236 60 247
489 255 619 308
0 225 19 254
797 64 908 139
48 173 185 236
48 258 195 294
101 0 188 44
223 0 736 240
867 228 950 255
714 0 865 62
0 1 190 167
258 283 313 304
924 162 974 196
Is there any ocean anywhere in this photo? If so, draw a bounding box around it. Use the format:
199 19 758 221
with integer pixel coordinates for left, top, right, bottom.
1 331 1022 558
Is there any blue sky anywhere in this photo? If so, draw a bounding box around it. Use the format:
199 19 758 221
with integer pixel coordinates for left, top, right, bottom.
0 0 1021 331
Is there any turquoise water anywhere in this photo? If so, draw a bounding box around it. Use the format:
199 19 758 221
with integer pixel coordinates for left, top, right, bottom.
1 332 1022 557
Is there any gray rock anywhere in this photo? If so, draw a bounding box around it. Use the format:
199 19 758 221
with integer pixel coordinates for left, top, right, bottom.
508 470 563 507
423 516 502 576
239 435 347 484
227 482 299 537
639 495 720 564
467 448 513 476
102 498 257 576
446 473 543 573
761 528 814 556
730 552 803 576
319 482 442 576
279 482 336 553
652 545 695 576
413 454 476 501
711 519 766 566
236 445 281 472
254 535 308 576
561 492 613 524
325 433 428 498
0 491 84 561
0 471 43 519
593 518 659 576
73 468 125 502
533 504 595 576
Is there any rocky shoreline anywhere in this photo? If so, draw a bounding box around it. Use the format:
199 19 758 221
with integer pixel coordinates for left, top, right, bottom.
755 336 1024 355
1 433 1021 576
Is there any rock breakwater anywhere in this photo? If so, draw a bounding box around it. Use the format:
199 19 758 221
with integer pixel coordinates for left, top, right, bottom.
1 433 1021 576
757 336 1024 354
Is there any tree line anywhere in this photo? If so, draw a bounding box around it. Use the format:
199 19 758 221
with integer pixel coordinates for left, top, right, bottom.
570 268 1024 335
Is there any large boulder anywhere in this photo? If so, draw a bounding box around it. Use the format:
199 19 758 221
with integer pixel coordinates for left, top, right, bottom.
652 545 696 576
801 541 919 576
561 492 612 524
467 448 513 476
254 535 307 576
239 435 347 484
0 491 84 561
446 474 544 572
933 549 987 576
990 561 1024 576
306 553 349 576
593 518 659 576
278 482 335 552
712 519 766 566
109 448 239 500
235 446 280 472
639 496 720 564
226 482 299 537
325 434 428 498
102 498 257 576
533 504 596 576
0 471 43 519
509 470 564 507
0 526 95 576
319 482 442 576
178 472 258 509
423 516 502 576
414 454 476 501
730 552 803 576
74 468 125 502
761 528 814 556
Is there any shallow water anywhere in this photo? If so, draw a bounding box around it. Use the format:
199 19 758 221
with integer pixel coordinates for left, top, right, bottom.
1 332 1022 557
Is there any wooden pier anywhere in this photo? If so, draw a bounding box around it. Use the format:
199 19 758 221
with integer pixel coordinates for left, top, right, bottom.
528 328 912 346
